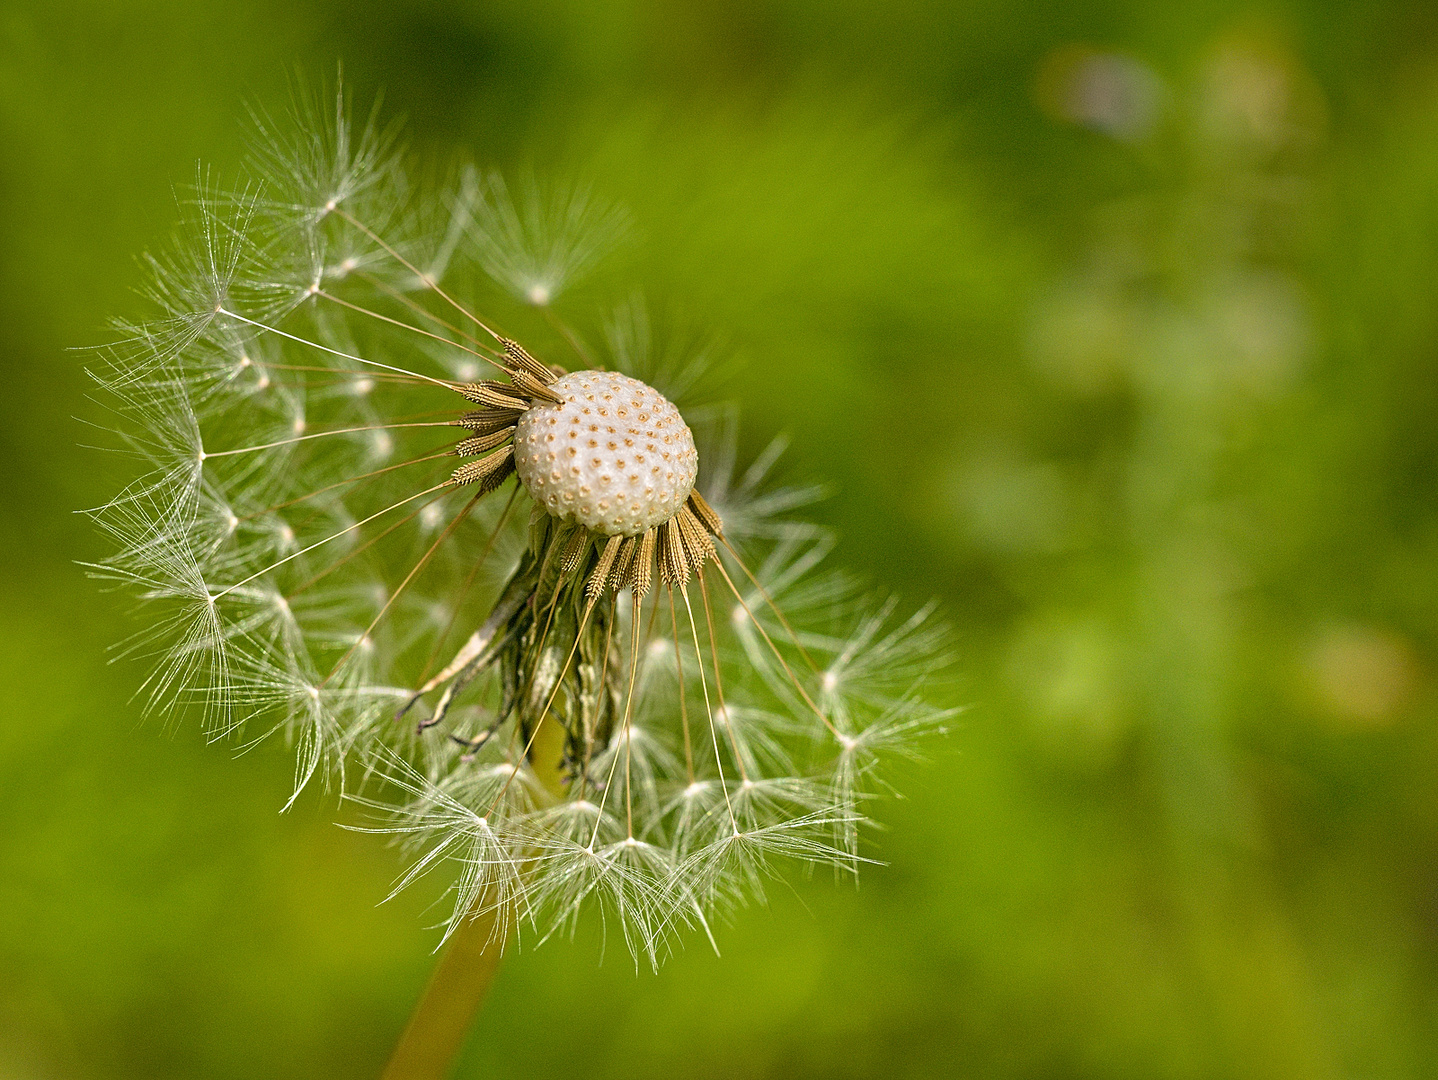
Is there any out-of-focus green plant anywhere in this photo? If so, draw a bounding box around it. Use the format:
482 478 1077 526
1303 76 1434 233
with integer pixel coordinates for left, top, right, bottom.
3 3 1437 1079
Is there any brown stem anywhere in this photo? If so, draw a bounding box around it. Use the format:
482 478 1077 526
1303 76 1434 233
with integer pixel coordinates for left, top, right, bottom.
380 900 504 1080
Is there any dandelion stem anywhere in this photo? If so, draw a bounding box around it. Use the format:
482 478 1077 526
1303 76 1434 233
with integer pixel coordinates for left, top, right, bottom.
379 897 503 1080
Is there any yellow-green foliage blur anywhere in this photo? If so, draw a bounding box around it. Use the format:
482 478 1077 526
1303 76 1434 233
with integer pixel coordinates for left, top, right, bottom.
2 1 1436 1077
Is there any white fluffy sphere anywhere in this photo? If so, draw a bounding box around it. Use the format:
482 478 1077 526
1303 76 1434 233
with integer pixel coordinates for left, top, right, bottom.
514 370 698 536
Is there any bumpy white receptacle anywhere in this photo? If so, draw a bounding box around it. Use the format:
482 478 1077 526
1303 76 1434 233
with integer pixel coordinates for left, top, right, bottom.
514 370 698 536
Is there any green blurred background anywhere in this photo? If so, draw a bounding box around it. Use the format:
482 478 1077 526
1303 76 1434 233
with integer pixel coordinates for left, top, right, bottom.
4 1 1438 1076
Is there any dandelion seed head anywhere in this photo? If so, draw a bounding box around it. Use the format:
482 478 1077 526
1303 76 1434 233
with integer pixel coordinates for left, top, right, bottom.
90 87 951 963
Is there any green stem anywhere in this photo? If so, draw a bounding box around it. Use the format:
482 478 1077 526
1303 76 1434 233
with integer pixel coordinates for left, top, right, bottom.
381 714 569 1079
381 901 505 1080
